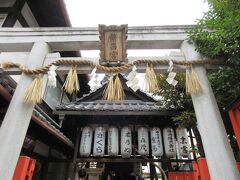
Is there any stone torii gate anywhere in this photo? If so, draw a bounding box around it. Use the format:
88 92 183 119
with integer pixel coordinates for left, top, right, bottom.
0 25 239 180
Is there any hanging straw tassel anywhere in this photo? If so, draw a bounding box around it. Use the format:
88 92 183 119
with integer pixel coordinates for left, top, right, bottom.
24 75 43 104
185 67 192 95
103 74 125 101
103 75 115 101
190 66 202 94
113 74 125 100
63 65 80 94
144 64 159 93
185 66 202 95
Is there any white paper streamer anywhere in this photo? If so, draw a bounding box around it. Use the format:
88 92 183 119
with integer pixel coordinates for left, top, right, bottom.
126 65 140 91
166 77 174 84
168 72 176 79
90 66 97 77
47 65 58 88
167 60 173 72
131 84 140 92
126 77 139 87
166 60 178 86
90 74 102 91
166 71 178 86
171 79 178 86
127 71 137 81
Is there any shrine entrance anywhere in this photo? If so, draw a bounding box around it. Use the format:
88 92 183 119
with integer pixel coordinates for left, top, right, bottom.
0 25 239 180
54 75 196 179
104 163 134 180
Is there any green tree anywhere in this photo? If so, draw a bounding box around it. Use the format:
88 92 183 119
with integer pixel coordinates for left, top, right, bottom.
188 0 240 109
156 74 205 156
188 0 240 158
157 1 240 158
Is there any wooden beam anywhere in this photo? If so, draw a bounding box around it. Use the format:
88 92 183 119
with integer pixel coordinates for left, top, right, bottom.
76 157 194 163
2 0 26 27
0 7 12 13
0 84 12 102
0 107 8 114
17 13 29 27
53 110 178 116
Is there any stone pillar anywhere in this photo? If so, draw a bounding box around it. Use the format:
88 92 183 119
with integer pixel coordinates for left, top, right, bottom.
181 41 239 180
0 41 50 180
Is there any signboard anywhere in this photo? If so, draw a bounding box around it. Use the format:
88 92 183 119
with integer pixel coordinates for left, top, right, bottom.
99 24 128 65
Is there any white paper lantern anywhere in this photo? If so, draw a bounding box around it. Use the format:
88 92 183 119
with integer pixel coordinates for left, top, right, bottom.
79 126 93 157
150 127 163 157
121 126 132 158
93 126 106 157
108 126 119 156
176 128 190 157
138 127 149 156
163 127 177 158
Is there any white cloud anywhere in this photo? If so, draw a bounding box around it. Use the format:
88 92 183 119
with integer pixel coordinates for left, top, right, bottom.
65 0 209 27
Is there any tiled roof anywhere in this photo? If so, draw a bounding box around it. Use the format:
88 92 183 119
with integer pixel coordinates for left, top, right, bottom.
56 100 163 112
32 109 74 148
75 74 157 103
0 79 74 148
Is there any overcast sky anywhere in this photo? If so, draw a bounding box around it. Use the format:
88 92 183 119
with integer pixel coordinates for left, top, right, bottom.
64 0 209 57
65 0 209 27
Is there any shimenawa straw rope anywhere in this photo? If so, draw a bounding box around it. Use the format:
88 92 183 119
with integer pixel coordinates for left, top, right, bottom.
1 58 217 104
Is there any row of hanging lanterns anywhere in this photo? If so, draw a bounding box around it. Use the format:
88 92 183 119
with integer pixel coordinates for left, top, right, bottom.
79 126 190 158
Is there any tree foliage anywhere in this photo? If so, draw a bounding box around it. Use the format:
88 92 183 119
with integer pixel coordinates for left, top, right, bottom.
156 73 192 110
186 0 240 157
156 73 205 156
156 0 240 157
188 0 240 109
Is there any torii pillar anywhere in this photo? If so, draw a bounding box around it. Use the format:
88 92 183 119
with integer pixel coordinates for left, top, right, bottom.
181 41 239 180
0 41 50 179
